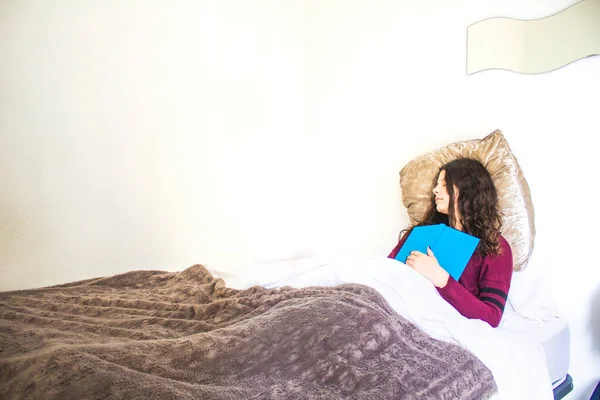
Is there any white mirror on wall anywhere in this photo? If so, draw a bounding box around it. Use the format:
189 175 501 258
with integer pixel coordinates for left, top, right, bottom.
467 0 600 75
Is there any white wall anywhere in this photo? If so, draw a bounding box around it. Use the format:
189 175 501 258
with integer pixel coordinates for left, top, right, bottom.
1 0 598 398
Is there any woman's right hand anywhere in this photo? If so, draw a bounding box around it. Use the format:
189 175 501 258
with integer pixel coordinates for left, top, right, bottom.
405 247 450 288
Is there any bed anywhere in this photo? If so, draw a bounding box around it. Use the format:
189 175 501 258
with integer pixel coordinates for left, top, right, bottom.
0 255 567 400
0 130 573 399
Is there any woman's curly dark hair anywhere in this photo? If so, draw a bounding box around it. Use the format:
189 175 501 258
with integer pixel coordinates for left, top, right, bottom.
411 158 503 256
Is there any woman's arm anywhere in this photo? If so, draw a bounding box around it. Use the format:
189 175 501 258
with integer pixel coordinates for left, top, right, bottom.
437 277 510 327
437 239 513 328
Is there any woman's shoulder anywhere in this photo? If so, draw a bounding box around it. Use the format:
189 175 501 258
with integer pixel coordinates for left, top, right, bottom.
497 234 512 252
480 233 512 261
488 234 513 269
497 234 509 245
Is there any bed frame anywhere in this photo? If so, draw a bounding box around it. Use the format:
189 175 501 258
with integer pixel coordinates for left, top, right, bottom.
553 374 573 399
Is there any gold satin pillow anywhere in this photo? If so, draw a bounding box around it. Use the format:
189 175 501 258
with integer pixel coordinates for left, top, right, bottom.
399 129 534 271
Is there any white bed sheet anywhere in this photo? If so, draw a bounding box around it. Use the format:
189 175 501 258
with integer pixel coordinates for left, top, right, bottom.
502 312 570 387
207 255 554 400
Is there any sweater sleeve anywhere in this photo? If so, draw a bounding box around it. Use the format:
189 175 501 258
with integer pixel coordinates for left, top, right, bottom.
436 237 513 328
387 231 409 259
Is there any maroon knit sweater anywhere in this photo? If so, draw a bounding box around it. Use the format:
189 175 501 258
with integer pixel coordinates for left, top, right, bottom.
388 232 513 327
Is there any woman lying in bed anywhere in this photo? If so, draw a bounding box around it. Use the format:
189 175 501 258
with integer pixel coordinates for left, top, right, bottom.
388 158 513 328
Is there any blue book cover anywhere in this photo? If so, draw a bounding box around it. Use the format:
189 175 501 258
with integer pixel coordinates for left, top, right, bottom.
395 223 480 281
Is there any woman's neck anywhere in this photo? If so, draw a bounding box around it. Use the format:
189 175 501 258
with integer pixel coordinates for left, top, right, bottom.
451 211 463 231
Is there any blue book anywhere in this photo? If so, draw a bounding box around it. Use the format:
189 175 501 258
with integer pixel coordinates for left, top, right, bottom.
395 223 480 281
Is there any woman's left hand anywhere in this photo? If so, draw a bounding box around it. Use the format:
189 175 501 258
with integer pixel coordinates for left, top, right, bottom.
405 247 450 288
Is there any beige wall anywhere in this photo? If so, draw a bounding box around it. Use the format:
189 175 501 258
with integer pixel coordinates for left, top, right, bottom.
1 0 310 287
1 1 599 398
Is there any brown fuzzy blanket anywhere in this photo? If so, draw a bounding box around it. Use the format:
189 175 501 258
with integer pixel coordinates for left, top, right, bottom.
0 265 497 400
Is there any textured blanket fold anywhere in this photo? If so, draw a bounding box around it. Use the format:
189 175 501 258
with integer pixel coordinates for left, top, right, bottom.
0 265 497 399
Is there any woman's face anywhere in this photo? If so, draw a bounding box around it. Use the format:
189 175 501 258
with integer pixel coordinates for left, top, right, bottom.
433 170 451 215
